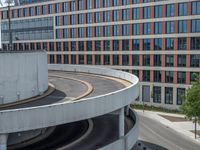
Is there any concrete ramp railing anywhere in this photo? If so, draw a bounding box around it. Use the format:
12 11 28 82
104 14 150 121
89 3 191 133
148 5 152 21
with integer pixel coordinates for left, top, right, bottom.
0 64 139 134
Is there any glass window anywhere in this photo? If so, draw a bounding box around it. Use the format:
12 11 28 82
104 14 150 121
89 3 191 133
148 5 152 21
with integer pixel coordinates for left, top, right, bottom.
165 87 173 104
143 70 150 82
56 3 61 13
190 55 200 67
166 4 174 17
192 1 200 15
123 0 129 5
95 0 101 8
154 5 162 18
154 38 162 50
143 6 151 19
133 24 140 35
103 0 110 7
63 2 68 12
104 11 110 22
143 39 150 50
113 0 119 6
71 28 76 38
177 72 186 84
165 55 174 67
113 55 119 65
154 22 162 34
132 55 139 66
63 15 68 25
122 55 129 65
71 41 76 51
49 4 54 14
165 71 174 83
64 55 69 64
78 41 84 51
86 27 92 37
179 3 187 16
122 24 129 36
122 9 129 20
132 8 140 20
154 54 161 66
191 19 200 33
122 40 129 50
95 41 101 51
166 21 174 34
191 37 200 50
154 71 162 82
63 42 68 51
178 38 187 50
70 14 76 24
166 38 174 50
87 55 92 65
132 39 140 50
87 13 93 23
95 26 101 37
143 23 151 35
104 40 110 51
104 55 110 65
113 40 119 51
104 26 110 37
113 25 120 36
78 14 84 24
143 55 150 66
95 55 101 65
95 12 101 23
113 10 120 21
177 88 185 105
78 27 84 38
153 86 161 103
177 55 186 67
179 20 187 33
78 0 84 10
79 55 84 64
133 0 140 4
71 55 76 64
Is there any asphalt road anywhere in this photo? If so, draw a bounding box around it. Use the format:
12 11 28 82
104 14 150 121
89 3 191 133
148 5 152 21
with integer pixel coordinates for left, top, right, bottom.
137 112 200 150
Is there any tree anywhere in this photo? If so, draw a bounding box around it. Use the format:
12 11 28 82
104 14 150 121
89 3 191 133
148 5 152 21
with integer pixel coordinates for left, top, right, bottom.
181 74 200 139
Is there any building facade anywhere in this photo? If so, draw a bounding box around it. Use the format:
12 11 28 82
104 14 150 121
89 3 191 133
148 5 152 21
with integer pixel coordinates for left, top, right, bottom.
0 0 200 109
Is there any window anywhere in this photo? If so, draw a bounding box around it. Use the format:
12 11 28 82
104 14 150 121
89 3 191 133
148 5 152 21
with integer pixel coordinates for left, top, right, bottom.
113 0 119 6
177 88 185 105
177 55 186 67
113 40 119 51
87 13 92 23
122 9 129 20
95 12 101 23
63 2 68 12
143 55 150 66
56 55 61 64
143 23 151 35
95 55 101 65
103 0 110 7
143 7 151 19
133 0 140 4
154 5 162 18
49 4 53 14
79 55 84 64
179 20 187 33
87 55 92 64
122 24 129 36
113 25 120 36
87 0 92 9
64 55 69 64
113 10 119 21
165 71 174 83
191 19 200 33
63 15 68 25
190 55 200 67
122 40 129 50
154 38 162 50
143 39 150 50
132 70 139 77
78 0 84 10
153 86 161 103
177 72 186 84
122 55 129 65
71 55 76 64
63 42 68 51
104 55 110 65
56 3 61 13
143 70 150 82
178 38 187 50
78 14 84 24
50 54 55 64
78 28 84 38
179 3 187 16
133 24 140 35
154 22 162 34
29 7 34 16
70 1 76 11
71 28 76 38
132 55 139 66
95 41 101 51
71 41 76 51
123 0 129 5
104 26 110 37
42 5 47 15
95 26 101 37
78 41 84 51
192 1 200 15
113 55 119 65
165 55 174 67
191 37 200 50
56 29 62 39
166 21 174 34
104 11 110 22
166 38 174 50
154 55 161 66
70 14 76 25
104 40 110 51
154 71 161 82
86 27 92 37
87 41 92 51
95 0 101 8
132 39 140 50
132 8 140 20
165 87 173 104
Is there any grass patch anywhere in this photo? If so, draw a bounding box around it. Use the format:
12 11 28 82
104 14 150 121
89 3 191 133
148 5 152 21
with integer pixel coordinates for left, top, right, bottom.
131 104 182 114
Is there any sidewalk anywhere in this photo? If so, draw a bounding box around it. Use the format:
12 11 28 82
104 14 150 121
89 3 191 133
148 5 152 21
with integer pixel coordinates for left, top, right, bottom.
136 109 200 144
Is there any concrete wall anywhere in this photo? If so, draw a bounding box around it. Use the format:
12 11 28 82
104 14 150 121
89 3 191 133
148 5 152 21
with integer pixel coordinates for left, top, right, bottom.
0 51 48 104
0 64 139 134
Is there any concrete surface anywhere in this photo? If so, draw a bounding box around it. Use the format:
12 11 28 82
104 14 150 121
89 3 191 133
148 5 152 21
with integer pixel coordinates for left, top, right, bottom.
0 51 48 104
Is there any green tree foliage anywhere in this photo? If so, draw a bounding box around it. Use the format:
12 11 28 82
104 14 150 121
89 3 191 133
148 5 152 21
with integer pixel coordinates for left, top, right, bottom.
181 74 200 124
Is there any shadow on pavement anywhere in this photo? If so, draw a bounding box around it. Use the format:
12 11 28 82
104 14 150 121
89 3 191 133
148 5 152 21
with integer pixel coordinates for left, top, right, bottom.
133 140 168 150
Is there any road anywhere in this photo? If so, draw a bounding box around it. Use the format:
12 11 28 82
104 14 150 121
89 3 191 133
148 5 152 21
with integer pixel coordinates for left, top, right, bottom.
137 112 200 150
